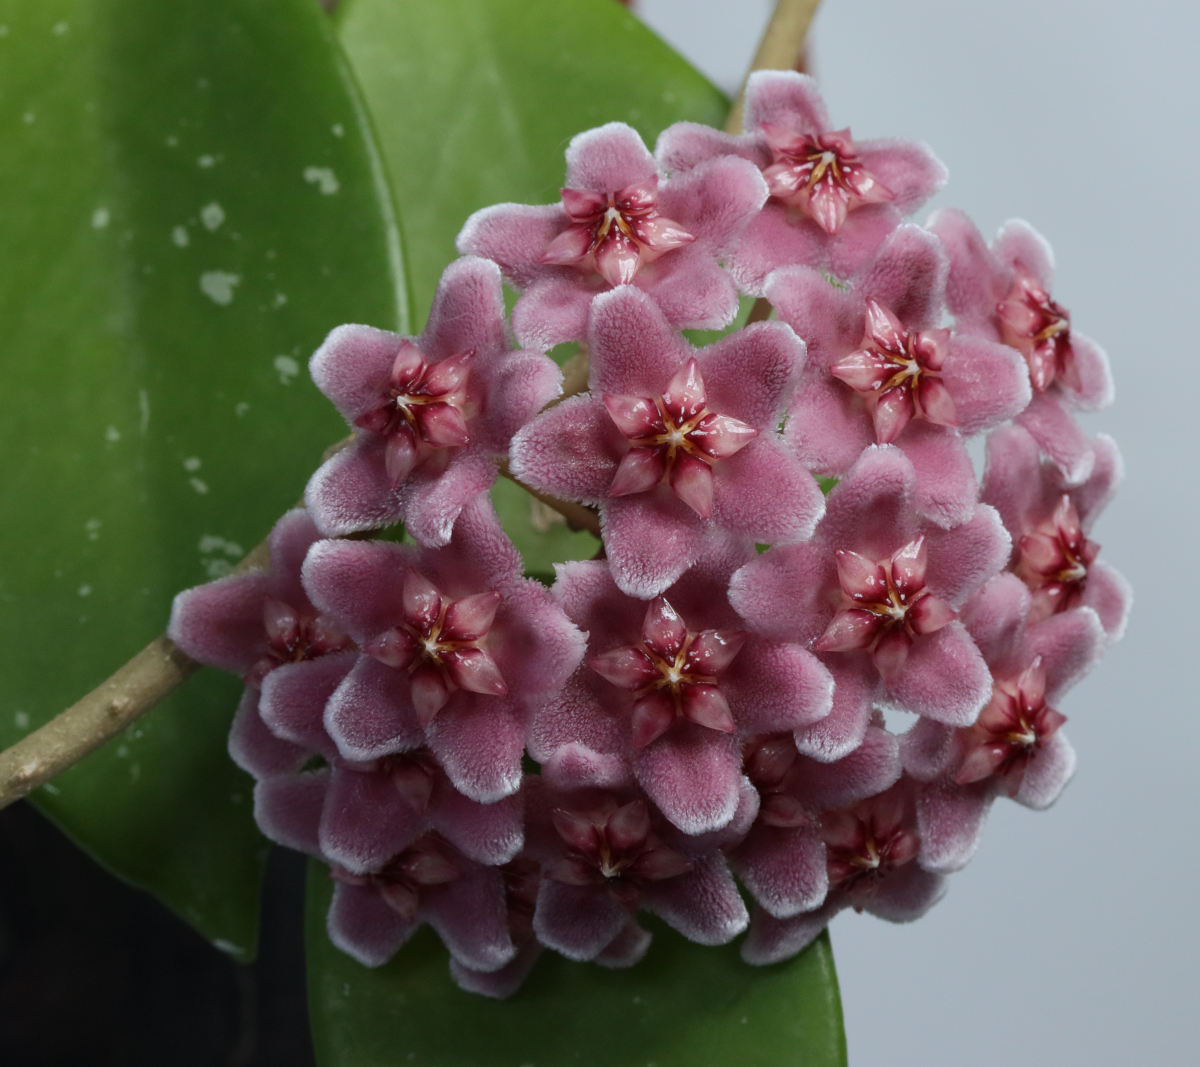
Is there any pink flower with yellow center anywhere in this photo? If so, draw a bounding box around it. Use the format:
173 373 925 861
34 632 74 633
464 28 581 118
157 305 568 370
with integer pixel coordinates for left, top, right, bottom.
604 358 759 517
955 658 1067 790
829 299 956 445
538 178 695 288
760 125 894 235
820 783 922 905
588 595 746 748
815 535 958 684
997 267 1081 395
1014 493 1099 625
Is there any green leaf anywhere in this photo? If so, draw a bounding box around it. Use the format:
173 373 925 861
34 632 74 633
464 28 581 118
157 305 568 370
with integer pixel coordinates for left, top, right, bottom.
306 863 847 1067
335 0 729 328
0 0 406 957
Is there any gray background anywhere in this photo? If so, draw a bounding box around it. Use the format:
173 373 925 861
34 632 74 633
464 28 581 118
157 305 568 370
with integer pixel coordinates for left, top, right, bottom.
636 1 1199 1063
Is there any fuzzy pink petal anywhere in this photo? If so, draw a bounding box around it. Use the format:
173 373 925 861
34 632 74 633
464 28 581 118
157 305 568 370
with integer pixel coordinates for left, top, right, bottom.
916 782 993 874
423 866 515 973
594 918 653 969
510 273 601 349
960 573 1032 672
862 864 947 922
764 265 864 368
228 689 307 779
743 70 829 134
885 622 991 725
937 336 1031 435
533 880 629 961
324 655 423 761
425 695 525 804
253 771 328 856
264 509 322 607
857 138 947 213
587 286 691 396
634 724 742 835
896 423 979 530
258 653 354 762
489 580 587 703
642 851 749 944
395 447 498 548
451 941 543 999
856 224 947 329
564 122 656 192
600 492 708 600
925 208 1003 326
785 373 876 475
319 764 425 875
305 434 402 537
899 716 957 781
419 257 506 359
1064 331 1114 411
793 657 879 762
475 350 564 452
168 572 270 674
979 423 1044 537
710 437 826 544
923 504 1012 606
508 396 619 505
993 218 1055 289
1015 392 1096 486
528 672 627 765
302 539 411 644
734 825 828 919
820 444 919 559
1081 561 1132 642
729 542 834 646
794 725 902 809
309 324 400 422
633 250 742 333
327 881 415 968
740 899 841 966
656 121 768 174
1074 434 1123 531
700 325 806 430
655 155 768 254
1013 731 1077 809
430 784 524 866
1025 606 1105 699
724 640 835 734
455 203 568 286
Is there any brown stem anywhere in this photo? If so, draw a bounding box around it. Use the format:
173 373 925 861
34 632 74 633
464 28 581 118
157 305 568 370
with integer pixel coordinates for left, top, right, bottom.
725 0 823 135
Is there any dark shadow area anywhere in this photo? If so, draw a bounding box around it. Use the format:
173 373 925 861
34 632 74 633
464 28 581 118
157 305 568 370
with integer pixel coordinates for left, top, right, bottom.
0 801 316 1067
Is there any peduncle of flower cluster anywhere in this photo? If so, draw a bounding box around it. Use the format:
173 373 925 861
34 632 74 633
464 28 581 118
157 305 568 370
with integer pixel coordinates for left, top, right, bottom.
169 72 1130 997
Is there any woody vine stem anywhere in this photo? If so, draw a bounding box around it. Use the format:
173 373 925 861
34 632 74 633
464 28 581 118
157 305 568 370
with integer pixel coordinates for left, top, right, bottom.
0 0 823 811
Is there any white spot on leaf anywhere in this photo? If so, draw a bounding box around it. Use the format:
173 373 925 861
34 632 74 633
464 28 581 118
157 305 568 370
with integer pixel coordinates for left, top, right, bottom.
105 425 120 442
138 389 150 433
303 166 340 195
172 225 190 247
200 271 240 305
273 355 299 384
331 123 344 138
91 207 110 229
52 21 69 35
183 456 201 472
197 154 215 168
78 584 92 597
190 477 209 495
234 401 249 417
200 202 225 231
14 711 29 730
85 518 102 541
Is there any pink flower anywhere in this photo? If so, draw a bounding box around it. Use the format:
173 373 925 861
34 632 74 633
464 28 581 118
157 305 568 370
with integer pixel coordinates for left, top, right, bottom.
510 285 823 598
532 540 834 835
326 832 516 973
731 445 1011 727
731 724 900 919
457 122 768 348
741 778 947 965
901 571 1105 872
302 496 586 803
928 209 1114 484
167 509 356 786
657 71 946 292
982 424 1130 640
768 225 1030 528
304 257 562 545
525 745 748 960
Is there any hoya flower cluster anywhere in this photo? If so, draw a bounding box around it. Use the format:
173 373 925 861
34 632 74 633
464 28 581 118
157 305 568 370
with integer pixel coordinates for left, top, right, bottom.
169 73 1129 996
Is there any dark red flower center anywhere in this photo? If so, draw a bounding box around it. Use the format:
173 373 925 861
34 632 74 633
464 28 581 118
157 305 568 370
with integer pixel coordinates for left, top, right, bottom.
997 268 1080 394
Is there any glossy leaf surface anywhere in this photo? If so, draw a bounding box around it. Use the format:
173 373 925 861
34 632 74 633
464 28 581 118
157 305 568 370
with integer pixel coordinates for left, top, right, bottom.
336 0 729 326
0 0 405 955
306 863 847 1067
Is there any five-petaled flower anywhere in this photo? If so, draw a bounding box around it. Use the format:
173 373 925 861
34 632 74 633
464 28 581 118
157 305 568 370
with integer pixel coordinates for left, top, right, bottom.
539 178 696 287
760 125 894 235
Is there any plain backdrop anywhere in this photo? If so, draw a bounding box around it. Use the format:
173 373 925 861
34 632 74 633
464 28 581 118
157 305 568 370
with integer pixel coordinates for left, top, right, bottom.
635 1 1199 1064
